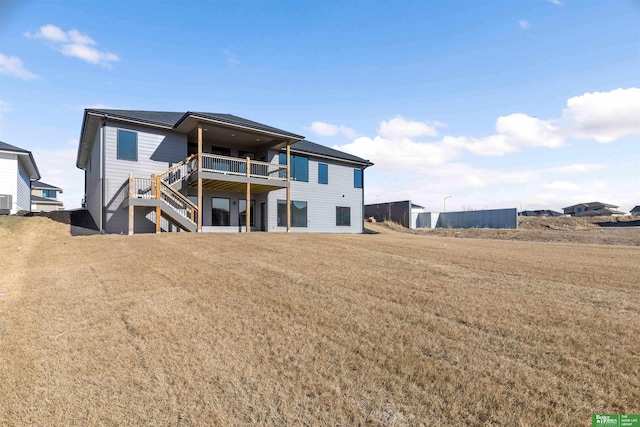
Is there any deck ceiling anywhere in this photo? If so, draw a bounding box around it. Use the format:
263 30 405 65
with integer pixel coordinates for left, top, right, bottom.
188 179 284 194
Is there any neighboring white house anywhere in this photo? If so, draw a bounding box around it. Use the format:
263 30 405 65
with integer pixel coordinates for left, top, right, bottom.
31 181 64 212
0 141 41 214
76 109 373 234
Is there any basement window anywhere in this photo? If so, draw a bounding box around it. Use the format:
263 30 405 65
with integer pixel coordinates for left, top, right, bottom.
336 207 351 226
277 200 307 227
117 129 138 161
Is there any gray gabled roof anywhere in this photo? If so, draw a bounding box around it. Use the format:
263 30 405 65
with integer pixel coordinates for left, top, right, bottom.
0 140 41 180
630 206 640 213
85 109 184 127
0 140 30 153
289 140 372 166
32 181 63 191
186 112 304 139
31 194 63 204
563 201 618 210
78 109 372 168
85 109 304 139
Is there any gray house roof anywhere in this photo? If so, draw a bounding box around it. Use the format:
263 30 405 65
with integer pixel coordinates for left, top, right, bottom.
630 205 640 213
563 201 618 210
289 140 373 166
0 141 30 153
77 109 372 168
31 194 63 204
32 181 63 192
0 140 41 180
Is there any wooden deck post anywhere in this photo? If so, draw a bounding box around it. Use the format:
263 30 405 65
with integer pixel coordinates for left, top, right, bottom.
128 173 134 235
155 207 161 233
197 124 203 232
246 156 251 233
286 142 291 232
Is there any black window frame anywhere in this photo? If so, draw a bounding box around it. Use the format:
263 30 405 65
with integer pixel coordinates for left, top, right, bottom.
336 206 351 226
238 199 255 227
318 163 328 184
117 129 138 162
354 168 363 188
211 197 230 226
279 153 309 182
277 199 308 227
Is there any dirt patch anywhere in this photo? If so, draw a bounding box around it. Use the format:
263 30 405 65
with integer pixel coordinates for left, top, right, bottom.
1 216 638 425
366 217 640 246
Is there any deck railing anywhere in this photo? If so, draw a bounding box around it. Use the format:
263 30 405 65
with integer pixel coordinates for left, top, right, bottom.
159 181 197 224
131 177 155 199
160 154 197 187
201 153 287 181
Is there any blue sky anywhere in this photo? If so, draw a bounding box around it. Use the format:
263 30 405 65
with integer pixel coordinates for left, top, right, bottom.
1 0 638 212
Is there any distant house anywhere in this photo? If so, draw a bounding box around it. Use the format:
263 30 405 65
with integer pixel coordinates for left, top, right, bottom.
0 141 41 214
31 181 64 212
562 202 624 217
630 206 640 217
519 210 563 217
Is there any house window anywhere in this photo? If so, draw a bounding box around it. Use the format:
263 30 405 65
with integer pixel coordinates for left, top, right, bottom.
239 199 255 227
212 198 230 226
277 200 307 227
117 129 137 161
354 169 363 188
336 207 351 226
42 189 57 199
279 153 309 182
318 163 328 184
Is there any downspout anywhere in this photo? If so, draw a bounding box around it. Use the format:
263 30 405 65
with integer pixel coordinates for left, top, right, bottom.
100 115 107 233
361 163 371 234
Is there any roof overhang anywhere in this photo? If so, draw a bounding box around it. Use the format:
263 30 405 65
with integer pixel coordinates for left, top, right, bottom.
286 147 373 167
175 113 304 141
77 110 175 169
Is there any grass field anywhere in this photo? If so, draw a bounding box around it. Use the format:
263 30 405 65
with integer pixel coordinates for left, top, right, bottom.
1 216 638 425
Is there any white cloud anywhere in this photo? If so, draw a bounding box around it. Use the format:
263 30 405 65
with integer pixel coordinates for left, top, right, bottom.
545 181 581 191
546 163 605 174
310 121 356 138
32 145 84 210
335 135 455 169
443 114 563 156
25 24 119 67
548 0 563 5
0 100 11 113
223 50 240 65
378 115 440 139
0 53 39 80
561 88 640 143
519 20 530 30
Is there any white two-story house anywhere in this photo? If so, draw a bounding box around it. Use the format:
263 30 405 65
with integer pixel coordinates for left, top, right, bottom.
76 109 372 234
0 141 40 215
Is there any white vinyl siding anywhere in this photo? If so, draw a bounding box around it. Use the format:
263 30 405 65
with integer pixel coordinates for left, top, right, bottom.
85 127 102 229
0 153 18 213
267 151 363 233
103 122 187 234
16 160 31 212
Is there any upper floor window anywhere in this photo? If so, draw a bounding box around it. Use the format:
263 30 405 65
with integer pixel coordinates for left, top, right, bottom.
117 129 137 161
318 163 328 184
279 153 309 182
42 189 57 199
354 169 363 188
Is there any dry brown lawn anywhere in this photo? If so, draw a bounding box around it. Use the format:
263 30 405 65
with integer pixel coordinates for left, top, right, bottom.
1 216 638 426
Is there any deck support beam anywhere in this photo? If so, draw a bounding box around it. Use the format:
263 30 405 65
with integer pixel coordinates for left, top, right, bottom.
246 156 251 233
155 207 161 233
197 124 203 232
286 142 291 232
